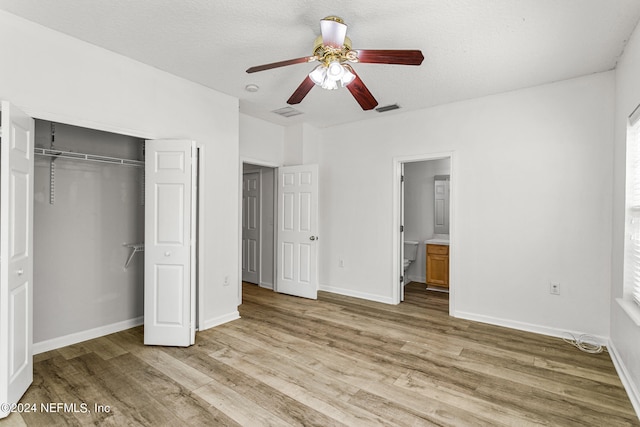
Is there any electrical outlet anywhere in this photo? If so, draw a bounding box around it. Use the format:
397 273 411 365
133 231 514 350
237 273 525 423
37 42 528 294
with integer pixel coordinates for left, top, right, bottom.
338 259 344 268
223 276 229 286
550 282 560 295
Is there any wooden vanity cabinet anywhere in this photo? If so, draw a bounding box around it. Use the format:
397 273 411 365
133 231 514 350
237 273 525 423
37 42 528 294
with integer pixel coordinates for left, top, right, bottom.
426 244 449 288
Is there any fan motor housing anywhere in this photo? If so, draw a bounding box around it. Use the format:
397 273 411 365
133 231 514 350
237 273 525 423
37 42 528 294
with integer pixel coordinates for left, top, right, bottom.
313 36 353 64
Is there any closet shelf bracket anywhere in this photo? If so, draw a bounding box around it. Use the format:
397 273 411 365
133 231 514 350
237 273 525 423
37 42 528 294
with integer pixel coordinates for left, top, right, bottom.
123 243 144 269
49 157 56 204
49 122 56 204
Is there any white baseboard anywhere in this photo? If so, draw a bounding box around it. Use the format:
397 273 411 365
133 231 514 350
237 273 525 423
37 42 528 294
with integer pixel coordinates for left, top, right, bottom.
319 284 395 305
454 310 609 345
259 281 274 290
407 275 425 284
33 316 144 355
200 311 240 331
608 341 640 419
33 311 242 354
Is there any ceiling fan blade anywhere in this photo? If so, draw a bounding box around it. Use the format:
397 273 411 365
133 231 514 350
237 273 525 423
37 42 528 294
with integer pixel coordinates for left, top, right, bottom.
320 17 347 48
246 57 314 73
354 49 424 66
287 76 316 105
345 70 378 110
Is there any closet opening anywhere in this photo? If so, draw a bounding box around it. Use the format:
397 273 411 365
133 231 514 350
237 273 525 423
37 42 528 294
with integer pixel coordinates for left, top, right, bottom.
33 119 146 351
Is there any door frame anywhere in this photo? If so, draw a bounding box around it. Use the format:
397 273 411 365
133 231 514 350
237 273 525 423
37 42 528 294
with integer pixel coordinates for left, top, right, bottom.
238 157 279 304
13 106 207 335
392 151 456 313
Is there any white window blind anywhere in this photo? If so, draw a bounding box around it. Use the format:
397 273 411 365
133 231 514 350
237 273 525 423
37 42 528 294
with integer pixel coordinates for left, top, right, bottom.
625 103 640 307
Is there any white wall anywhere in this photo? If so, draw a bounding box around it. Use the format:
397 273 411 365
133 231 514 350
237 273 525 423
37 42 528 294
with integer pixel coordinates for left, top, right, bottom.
33 121 144 344
313 71 615 339
240 113 285 165
0 10 241 337
611 18 640 415
404 159 450 283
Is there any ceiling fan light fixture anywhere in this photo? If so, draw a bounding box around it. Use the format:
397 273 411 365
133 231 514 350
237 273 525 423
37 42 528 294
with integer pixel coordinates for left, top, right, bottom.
309 64 327 86
326 61 345 81
322 79 339 90
309 62 355 90
341 64 356 86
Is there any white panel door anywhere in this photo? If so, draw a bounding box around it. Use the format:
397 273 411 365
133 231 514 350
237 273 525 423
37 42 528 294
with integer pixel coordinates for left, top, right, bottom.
0 101 34 419
276 165 318 299
144 140 196 347
242 172 260 284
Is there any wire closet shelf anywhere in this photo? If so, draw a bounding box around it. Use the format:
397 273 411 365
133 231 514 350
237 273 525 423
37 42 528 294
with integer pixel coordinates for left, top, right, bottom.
34 147 144 167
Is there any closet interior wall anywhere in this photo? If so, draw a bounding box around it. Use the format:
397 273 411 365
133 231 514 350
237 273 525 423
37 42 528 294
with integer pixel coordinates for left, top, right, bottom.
33 119 145 346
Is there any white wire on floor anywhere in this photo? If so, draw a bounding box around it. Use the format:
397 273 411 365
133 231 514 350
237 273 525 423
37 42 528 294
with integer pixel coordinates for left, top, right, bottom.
563 333 606 354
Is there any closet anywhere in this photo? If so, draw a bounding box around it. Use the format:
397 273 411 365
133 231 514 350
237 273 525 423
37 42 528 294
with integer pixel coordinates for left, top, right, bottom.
33 119 145 347
2 101 198 416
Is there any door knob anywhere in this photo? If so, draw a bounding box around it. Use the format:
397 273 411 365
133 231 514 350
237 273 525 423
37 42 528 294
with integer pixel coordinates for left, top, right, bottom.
309 236 318 241
16 268 24 276
164 251 171 257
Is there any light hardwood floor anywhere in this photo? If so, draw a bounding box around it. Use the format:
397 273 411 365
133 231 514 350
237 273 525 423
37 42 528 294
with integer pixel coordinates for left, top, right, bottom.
7 282 639 426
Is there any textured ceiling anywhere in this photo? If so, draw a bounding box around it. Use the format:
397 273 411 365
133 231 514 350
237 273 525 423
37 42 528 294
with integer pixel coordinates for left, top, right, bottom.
1 0 639 128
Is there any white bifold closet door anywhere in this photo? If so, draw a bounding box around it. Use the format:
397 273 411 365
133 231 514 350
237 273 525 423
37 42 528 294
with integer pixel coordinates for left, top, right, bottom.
0 101 34 418
144 140 196 347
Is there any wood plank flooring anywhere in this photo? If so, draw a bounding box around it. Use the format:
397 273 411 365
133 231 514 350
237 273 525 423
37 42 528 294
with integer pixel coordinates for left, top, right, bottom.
8 282 639 426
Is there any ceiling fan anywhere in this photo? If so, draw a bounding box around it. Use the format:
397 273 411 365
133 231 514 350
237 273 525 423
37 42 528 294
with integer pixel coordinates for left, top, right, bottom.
246 16 424 111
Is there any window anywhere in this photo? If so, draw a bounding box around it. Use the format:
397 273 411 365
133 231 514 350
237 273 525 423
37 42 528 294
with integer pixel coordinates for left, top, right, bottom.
624 103 640 310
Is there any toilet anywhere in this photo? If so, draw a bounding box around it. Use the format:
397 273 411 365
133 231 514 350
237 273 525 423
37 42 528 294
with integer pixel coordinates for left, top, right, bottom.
403 240 419 274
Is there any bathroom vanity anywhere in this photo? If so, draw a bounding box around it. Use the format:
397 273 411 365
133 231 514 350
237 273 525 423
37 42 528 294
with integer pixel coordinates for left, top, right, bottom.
425 237 449 289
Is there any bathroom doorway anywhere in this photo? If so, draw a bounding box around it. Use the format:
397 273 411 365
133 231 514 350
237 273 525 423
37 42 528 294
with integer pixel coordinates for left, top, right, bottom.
393 153 454 312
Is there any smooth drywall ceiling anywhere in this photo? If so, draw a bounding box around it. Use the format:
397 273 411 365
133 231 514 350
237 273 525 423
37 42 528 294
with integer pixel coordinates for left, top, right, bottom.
0 10 241 330
611 16 640 415
315 71 614 338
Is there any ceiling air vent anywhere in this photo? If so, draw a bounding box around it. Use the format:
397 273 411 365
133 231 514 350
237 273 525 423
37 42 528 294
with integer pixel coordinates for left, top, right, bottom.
375 103 401 113
272 106 304 118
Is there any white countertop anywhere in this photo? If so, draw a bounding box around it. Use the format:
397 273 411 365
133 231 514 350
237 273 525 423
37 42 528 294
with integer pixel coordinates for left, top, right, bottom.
424 235 450 246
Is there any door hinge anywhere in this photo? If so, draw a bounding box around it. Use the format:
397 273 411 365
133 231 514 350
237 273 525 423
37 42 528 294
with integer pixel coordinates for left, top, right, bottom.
400 275 404 283
400 225 404 232
401 175 405 183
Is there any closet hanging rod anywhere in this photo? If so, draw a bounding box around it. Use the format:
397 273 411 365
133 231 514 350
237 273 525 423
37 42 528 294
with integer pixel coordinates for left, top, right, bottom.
34 147 144 167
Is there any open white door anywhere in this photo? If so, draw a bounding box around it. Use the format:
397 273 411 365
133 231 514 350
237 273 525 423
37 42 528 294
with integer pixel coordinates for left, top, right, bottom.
276 165 318 299
144 140 196 347
0 101 34 418
242 172 260 284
